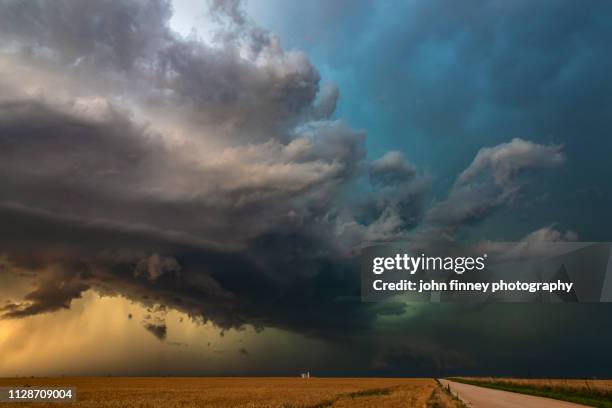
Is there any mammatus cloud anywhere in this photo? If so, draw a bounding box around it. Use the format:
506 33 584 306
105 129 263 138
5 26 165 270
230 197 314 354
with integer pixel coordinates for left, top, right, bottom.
0 0 567 363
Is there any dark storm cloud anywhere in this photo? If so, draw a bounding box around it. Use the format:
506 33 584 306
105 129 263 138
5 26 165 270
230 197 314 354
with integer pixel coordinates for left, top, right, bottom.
0 0 171 71
0 0 578 376
0 0 407 337
368 151 416 186
358 301 612 378
370 343 471 376
144 323 168 341
266 0 612 238
350 151 430 236
427 138 564 228
1 276 89 319
0 198 409 336
346 0 612 141
317 0 612 239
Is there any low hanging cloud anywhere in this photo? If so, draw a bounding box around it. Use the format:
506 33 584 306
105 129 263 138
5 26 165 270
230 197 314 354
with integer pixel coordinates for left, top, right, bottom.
1 269 89 319
0 0 566 348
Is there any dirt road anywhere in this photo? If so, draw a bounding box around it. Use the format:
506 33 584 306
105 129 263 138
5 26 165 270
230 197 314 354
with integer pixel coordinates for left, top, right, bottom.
438 379 591 408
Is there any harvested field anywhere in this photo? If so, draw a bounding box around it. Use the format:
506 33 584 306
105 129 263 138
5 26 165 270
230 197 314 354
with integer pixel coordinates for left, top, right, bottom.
0 377 445 408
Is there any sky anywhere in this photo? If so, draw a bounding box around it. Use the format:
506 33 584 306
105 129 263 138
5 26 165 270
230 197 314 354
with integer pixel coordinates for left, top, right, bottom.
0 0 611 377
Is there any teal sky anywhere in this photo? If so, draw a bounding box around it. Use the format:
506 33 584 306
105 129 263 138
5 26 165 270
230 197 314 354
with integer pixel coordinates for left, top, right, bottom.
241 0 612 241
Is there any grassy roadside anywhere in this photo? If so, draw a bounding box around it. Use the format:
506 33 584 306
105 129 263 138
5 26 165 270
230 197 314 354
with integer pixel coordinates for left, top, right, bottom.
448 377 612 408
427 379 467 408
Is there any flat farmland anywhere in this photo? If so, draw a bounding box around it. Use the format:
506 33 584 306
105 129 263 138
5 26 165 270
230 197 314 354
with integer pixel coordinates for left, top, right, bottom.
478 378 612 392
0 377 444 408
450 377 612 407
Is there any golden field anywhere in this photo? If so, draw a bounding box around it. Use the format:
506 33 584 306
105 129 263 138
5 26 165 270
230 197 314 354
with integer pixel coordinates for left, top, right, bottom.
0 377 458 408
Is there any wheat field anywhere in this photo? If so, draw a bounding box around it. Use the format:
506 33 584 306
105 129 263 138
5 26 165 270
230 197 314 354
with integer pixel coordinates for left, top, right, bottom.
0 377 442 408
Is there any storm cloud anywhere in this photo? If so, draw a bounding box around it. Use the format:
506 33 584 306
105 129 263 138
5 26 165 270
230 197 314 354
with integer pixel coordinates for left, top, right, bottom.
0 0 607 377
427 138 565 228
0 0 422 337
